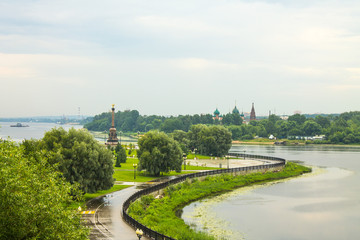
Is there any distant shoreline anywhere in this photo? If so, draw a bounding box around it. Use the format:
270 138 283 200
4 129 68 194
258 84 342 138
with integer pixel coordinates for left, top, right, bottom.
232 140 360 147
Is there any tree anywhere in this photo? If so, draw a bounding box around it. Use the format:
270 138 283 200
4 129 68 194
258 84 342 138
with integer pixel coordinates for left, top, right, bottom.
0 140 89 239
315 115 331 129
115 144 127 167
188 124 232 157
303 120 322 136
25 128 115 193
288 114 306 125
137 131 183 176
161 118 184 133
171 130 190 154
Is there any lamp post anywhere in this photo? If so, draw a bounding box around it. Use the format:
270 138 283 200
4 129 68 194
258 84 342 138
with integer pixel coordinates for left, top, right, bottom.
226 155 230 169
104 130 107 144
243 150 246 160
183 153 187 170
194 148 197 160
136 228 143 240
136 229 144 240
133 163 137 180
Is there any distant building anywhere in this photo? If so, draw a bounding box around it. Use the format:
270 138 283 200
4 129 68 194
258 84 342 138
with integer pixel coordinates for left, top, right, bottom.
233 105 245 121
232 105 240 114
213 108 223 121
250 103 256 121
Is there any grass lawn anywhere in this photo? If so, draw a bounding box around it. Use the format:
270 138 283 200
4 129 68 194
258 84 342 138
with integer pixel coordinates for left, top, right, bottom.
186 153 211 159
72 185 132 209
113 169 198 182
83 185 132 202
114 157 222 182
183 165 221 170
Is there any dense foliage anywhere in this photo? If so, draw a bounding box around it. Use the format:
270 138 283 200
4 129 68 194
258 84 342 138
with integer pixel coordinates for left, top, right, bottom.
84 110 214 133
115 144 127 167
84 109 360 144
188 124 232 157
23 128 115 193
0 140 89 239
228 112 360 144
137 131 183 176
128 162 311 240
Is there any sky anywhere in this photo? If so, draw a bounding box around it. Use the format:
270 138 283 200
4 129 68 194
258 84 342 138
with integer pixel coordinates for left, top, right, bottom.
1 0 359 117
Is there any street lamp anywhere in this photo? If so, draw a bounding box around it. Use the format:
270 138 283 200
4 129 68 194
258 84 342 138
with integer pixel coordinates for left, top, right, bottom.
136 228 143 240
194 148 197 160
183 153 187 170
243 150 246 160
133 164 137 180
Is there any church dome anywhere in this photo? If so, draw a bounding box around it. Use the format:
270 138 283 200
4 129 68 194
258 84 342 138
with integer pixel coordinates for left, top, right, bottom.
214 108 220 115
232 106 240 114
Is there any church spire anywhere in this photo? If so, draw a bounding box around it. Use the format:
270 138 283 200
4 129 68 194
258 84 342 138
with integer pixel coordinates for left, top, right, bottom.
250 103 256 121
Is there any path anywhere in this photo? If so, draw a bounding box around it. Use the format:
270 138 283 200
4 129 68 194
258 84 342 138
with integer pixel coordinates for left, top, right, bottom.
83 158 280 239
83 185 150 240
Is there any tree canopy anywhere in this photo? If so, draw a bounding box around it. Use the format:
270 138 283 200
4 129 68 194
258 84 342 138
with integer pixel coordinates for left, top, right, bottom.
115 143 127 167
0 140 89 239
137 131 183 176
188 124 232 157
84 108 360 144
23 128 115 193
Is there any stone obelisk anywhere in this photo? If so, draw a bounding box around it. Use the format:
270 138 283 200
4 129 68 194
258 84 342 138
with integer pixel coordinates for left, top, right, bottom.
106 104 119 146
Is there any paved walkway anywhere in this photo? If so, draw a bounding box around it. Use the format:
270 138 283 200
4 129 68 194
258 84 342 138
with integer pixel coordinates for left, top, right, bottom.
83 185 150 240
83 158 280 239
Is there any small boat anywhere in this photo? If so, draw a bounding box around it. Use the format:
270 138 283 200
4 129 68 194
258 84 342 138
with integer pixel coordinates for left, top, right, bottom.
10 123 29 127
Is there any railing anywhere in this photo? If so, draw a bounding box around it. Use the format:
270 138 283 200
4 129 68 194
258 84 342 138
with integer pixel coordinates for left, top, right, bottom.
122 153 286 240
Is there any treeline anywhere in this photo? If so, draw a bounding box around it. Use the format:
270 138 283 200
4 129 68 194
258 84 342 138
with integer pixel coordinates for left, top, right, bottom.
84 110 360 144
229 111 360 144
84 110 243 133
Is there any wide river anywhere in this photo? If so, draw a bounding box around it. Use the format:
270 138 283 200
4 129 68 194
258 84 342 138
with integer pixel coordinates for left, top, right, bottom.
182 144 360 240
0 122 83 142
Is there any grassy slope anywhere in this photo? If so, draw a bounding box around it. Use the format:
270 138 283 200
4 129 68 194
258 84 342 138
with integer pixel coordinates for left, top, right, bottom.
128 162 311 240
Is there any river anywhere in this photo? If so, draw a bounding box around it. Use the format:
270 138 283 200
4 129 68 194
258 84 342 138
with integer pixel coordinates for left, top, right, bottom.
182 144 360 240
0 122 83 142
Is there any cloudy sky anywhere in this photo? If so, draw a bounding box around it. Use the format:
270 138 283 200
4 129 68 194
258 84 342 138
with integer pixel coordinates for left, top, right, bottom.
1 0 359 117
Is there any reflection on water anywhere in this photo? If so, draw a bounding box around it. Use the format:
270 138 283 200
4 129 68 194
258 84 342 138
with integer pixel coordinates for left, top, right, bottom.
183 145 360 240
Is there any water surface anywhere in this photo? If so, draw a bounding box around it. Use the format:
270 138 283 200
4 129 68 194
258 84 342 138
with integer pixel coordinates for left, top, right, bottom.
183 145 360 240
0 122 83 142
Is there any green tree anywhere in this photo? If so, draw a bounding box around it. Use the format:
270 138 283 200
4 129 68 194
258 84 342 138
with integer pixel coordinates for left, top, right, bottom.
315 115 331 129
0 140 89 239
171 130 190 154
115 144 127 166
288 114 306 125
189 124 232 157
137 131 183 176
161 118 184 133
303 120 322 136
25 128 115 193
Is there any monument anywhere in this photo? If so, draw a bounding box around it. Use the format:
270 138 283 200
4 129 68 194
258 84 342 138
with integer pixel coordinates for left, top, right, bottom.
106 104 119 146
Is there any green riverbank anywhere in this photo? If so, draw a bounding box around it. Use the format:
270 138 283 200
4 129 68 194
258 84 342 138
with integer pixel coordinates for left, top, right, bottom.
128 162 311 240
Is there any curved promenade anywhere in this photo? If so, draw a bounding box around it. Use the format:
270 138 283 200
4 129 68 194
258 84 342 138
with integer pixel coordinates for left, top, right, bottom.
122 153 286 240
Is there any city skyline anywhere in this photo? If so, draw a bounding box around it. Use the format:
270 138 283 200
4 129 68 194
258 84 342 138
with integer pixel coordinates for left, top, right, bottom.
1 0 359 117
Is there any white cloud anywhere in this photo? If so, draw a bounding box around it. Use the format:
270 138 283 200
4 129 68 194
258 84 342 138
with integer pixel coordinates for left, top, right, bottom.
0 0 360 116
